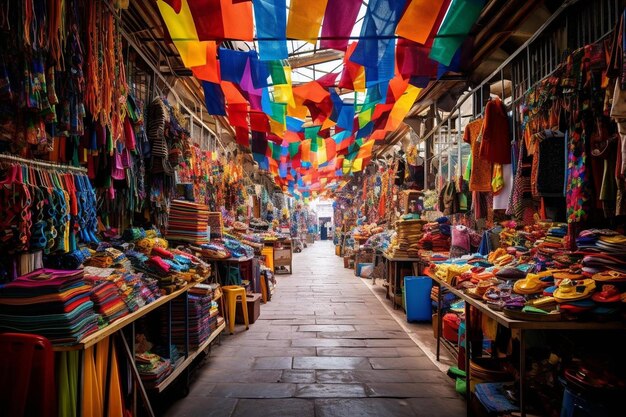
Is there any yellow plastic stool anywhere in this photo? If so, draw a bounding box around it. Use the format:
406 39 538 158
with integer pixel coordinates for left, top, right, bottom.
259 274 268 303
222 285 249 334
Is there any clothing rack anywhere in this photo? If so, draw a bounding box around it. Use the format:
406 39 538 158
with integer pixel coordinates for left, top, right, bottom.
0 153 88 173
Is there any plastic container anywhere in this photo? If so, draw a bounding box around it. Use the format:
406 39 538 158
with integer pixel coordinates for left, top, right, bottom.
560 386 619 417
443 313 461 341
355 263 373 277
404 276 433 322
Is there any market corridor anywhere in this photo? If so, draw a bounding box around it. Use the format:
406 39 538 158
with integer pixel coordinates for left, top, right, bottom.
164 241 464 417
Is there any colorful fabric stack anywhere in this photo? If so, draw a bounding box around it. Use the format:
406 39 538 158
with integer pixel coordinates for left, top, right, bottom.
387 219 427 258
89 281 130 327
166 200 210 245
419 218 451 252
0 269 99 345
136 352 173 389
164 294 213 350
208 300 220 332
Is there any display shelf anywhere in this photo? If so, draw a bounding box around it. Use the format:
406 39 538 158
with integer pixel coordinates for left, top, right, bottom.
425 269 626 331
152 321 225 393
53 283 198 352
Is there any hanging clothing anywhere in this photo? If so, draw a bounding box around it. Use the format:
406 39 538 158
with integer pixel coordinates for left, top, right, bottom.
463 118 492 191
536 133 567 197
566 127 591 223
493 164 513 210
479 98 512 164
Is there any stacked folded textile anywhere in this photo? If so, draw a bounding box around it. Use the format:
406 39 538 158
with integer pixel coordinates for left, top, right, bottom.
89 281 130 326
136 352 173 388
419 218 451 252
387 219 427 258
0 269 99 345
166 200 210 245
164 294 212 350
209 301 220 331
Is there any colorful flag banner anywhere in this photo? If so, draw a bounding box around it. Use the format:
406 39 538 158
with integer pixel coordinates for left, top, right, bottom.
253 0 289 60
430 0 485 66
286 0 329 44
320 0 361 51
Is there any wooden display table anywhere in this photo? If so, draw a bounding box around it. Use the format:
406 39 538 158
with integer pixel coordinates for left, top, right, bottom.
53 281 225 417
425 269 625 417
382 253 422 310
273 239 293 274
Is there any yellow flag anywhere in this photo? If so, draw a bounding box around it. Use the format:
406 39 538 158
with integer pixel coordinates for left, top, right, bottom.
156 0 207 68
273 67 295 107
388 85 421 130
286 0 329 44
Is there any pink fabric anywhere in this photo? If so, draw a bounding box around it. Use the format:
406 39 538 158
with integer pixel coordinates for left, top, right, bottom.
320 0 361 51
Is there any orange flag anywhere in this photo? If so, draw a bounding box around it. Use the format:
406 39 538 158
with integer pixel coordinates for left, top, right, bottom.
396 0 448 44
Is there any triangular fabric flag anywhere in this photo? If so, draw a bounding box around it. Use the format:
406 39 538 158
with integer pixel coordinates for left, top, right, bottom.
286 0 329 44
288 142 300 158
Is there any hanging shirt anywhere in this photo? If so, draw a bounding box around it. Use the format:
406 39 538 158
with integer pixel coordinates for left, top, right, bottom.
463 118 492 192
479 98 512 164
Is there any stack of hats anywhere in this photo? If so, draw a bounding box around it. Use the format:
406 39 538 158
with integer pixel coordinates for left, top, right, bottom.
533 223 568 269
577 229 626 254
0 269 99 345
387 219 427 258
166 200 210 245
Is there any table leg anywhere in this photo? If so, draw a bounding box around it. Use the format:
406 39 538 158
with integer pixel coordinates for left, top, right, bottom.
393 262 398 310
519 329 526 417
465 302 472 416
436 282 442 361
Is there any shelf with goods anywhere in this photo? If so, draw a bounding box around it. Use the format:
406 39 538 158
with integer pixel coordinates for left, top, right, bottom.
52 282 199 352
152 321 225 393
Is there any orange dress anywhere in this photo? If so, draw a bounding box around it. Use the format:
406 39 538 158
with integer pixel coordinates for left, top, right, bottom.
463 118 493 192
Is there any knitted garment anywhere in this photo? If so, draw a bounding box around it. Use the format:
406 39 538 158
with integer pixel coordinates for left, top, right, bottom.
566 127 591 223
536 134 567 197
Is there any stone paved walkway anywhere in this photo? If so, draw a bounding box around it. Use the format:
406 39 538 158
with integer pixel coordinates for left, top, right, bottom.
163 241 465 417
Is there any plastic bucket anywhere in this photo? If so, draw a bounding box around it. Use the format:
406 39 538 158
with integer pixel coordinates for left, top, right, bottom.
404 276 433 322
